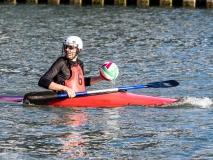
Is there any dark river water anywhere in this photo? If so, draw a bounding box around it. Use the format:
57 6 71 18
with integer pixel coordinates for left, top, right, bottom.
0 4 213 159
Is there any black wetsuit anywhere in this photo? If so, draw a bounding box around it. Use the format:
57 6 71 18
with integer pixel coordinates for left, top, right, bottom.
38 57 91 89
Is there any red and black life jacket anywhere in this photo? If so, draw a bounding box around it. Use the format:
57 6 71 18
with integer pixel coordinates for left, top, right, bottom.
65 64 86 92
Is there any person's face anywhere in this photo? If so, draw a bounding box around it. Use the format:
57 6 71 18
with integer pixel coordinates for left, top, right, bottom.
65 45 78 61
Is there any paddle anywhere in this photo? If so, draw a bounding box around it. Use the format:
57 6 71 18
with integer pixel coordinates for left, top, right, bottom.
62 79 179 97
23 80 179 105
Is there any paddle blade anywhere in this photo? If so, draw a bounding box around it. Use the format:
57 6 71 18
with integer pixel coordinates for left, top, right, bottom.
147 80 179 88
23 91 60 105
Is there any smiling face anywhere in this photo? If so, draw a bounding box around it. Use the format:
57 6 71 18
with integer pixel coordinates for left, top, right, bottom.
65 45 78 61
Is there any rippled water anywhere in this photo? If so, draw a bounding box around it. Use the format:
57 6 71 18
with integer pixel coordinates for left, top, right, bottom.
0 4 213 159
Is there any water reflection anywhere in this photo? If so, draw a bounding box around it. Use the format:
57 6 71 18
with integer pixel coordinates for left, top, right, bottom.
59 110 87 158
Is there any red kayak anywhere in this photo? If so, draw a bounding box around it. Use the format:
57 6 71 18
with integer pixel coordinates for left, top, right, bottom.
1 80 181 107
0 92 180 107
23 91 180 107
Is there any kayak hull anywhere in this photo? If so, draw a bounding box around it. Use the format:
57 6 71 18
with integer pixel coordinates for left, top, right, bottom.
46 92 180 108
1 92 180 107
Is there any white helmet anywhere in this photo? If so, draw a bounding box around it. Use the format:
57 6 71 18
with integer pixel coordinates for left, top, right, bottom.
63 36 83 50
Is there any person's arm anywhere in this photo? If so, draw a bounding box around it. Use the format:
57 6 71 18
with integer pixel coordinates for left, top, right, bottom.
39 58 76 98
90 75 104 85
79 60 105 86
48 82 76 98
79 60 104 86
38 59 62 89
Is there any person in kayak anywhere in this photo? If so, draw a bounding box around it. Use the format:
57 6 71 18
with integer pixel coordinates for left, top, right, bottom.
38 36 104 98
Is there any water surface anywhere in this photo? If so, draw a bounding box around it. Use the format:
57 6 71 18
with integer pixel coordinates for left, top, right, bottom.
0 5 213 159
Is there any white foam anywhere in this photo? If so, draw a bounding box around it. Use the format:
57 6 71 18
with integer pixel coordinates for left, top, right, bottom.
181 96 213 108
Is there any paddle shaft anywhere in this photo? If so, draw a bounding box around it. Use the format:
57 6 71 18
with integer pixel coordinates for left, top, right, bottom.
59 80 179 98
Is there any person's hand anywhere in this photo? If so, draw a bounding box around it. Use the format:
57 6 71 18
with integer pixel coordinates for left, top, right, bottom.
63 87 76 98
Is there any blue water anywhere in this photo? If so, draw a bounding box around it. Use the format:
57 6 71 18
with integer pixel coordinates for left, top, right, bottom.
0 4 213 159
